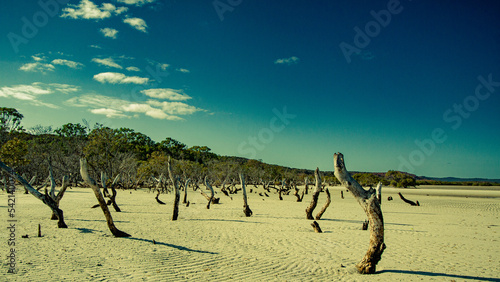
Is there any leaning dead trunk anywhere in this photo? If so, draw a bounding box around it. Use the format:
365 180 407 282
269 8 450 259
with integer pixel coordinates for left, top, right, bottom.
50 175 70 220
0 160 68 228
333 153 385 274
315 188 331 220
239 173 252 217
102 173 121 212
376 182 382 204
80 158 130 237
167 157 180 221
398 192 419 206
305 168 321 220
203 177 215 209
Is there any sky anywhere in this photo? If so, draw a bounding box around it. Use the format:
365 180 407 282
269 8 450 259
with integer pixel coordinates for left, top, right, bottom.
1 0 499 178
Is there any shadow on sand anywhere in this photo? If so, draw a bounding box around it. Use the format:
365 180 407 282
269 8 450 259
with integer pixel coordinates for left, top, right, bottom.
378 269 499 281
124 237 218 255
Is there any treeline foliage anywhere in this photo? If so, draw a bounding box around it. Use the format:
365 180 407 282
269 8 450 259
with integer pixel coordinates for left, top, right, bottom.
0 108 498 188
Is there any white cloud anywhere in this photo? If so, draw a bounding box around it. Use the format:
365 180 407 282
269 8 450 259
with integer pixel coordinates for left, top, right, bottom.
32 55 45 61
51 59 84 69
61 0 128 20
147 59 169 71
100 27 118 39
91 58 123 69
66 94 193 121
147 100 203 116
91 108 127 118
126 66 141 72
93 72 149 84
116 0 156 6
123 17 148 33
90 45 102 49
141 88 192 101
19 62 55 73
176 68 190 73
274 56 300 65
0 83 79 108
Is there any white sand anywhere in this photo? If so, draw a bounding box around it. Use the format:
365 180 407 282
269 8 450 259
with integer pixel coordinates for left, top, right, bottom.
2 185 499 281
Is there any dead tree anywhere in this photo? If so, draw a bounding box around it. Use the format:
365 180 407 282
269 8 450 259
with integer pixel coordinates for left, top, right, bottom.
305 168 321 220
0 160 67 228
315 188 331 220
50 175 70 220
80 158 130 237
334 153 385 274
203 176 215 209
304 177 309 195
294 186 304 202
398 192 419 206
102 173 121 212
167 157 180 221
154 174 165 204
239 173 252 217
376 182 382 204
183 178 190 204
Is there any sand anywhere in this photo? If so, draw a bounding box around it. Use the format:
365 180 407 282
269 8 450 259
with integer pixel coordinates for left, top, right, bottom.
1 184 499 281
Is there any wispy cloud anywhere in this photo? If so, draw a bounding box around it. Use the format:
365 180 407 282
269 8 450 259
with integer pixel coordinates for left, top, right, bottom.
147 100 203 116
19 62 55 73
93 72 149 84
126 66 141 72
123 17 148 33
141 88 192 101
51 59 84 69
61 0 128 20
92 58 123 69
176 68 190 73
274 56 300 65
66 94 201 120
0 83 79 108
100 27 118 39
116 0 156 6
147 59 169 71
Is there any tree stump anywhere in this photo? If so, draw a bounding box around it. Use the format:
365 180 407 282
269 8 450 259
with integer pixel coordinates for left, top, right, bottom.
311 221 323 233
305 168 321 220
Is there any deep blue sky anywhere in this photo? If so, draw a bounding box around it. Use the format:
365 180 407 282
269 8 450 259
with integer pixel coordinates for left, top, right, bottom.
1 0 499 178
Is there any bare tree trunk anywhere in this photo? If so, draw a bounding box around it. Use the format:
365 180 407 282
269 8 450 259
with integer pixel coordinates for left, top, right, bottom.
167 157 180 221
305 168 321 220
239 173 252 217
183 178 190 204
304 177 309 195
315 188 331 220
376 182 382 204
204 177 215 209
80 158 130 237
333 153 385 274
0 160 67 228
102 173 121 212
51 175 69 220
398 192 419 206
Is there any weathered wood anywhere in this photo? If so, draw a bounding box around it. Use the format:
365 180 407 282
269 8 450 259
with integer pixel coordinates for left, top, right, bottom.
398 192 419 206
341 190 344 199
155 190 166 204
204 177 215 209
102 173 121 212
375 182 382 204
387 196 393 201
51 175 69 220
311 221 323 233
333 153 385 274
315 188 331 220
38 224 42 237
362 219 369 230
305 168 321 220
167 157 180 221
239 173 252 217
80 158 130 237
294 186 304 202
183 178 190 204
0 160 67 228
